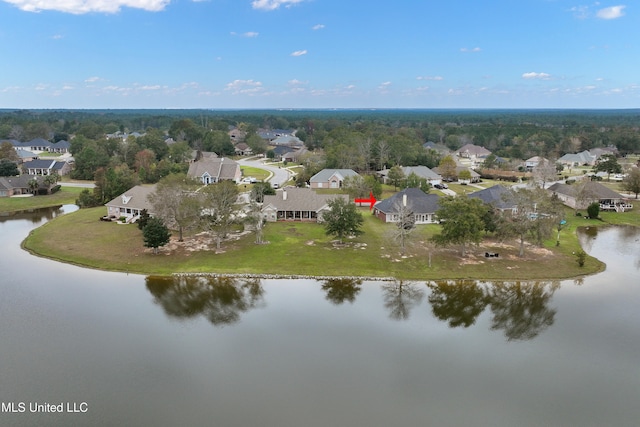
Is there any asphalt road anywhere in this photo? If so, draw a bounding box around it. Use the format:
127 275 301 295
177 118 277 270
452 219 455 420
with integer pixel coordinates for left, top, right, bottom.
238 157 292 187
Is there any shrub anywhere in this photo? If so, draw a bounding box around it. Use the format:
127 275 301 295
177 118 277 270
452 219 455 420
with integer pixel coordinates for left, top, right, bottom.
575 249 587 267
587 202 600 219
76 188 100 208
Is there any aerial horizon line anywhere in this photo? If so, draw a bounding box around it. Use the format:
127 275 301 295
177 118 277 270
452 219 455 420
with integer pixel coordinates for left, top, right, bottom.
2 107 639 112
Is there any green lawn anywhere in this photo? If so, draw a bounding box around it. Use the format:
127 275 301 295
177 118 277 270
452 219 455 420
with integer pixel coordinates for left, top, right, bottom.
240 166 270 181
0 187 83 213
23 205 613 280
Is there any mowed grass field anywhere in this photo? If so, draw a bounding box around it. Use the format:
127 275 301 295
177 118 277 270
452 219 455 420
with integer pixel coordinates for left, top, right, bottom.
22 204 621 280
0 187 83 212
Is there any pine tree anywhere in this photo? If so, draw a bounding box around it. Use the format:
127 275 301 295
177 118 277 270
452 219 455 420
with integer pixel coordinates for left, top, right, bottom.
143 217 171 254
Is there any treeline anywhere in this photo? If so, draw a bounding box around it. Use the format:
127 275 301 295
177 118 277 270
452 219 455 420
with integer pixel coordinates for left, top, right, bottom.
2 109 640 195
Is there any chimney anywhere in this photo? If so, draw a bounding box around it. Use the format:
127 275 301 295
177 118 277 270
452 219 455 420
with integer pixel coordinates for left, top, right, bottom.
282 189 287 201
402 194 407 207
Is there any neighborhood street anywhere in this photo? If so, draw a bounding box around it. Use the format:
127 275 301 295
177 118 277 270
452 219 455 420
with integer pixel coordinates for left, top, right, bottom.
238 157 292 187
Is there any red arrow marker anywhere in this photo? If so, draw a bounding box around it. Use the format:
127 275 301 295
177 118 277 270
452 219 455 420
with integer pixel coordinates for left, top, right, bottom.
355 192 377 210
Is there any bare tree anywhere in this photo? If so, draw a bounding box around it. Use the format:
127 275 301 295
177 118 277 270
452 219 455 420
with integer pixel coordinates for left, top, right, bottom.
531 158 558 189
200 181 239 250
393 197 415 256
244 200 265 244
148 174 202 242
376 139 390 170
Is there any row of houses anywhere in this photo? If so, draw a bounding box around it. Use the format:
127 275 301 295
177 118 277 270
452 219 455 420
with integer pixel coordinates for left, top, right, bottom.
105 174 632 229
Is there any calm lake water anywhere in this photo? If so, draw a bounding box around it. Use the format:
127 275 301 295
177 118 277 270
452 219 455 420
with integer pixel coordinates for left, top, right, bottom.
1 207 639 427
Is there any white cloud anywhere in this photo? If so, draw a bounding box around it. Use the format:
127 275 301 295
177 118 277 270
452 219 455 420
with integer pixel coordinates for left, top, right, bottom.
251 0 304 11
231 31 259 37
3 0 170 14
288 79 307 86
139 85 162 91
51 34 64 39
290 50 307 57
84 76 102 83
417 75 443 81
312 24 325 30
225 79 264 95
522 72 552 80
460 47 482 53
596 5 626 19
378 81 392 93
569 5 590 19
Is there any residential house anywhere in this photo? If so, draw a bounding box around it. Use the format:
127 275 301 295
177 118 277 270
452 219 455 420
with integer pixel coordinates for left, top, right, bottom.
310 169 359 189
373 188 440 224
228 128 246 142
15 149 39 163
234 143 253 156
423 141 452 156
468 185 517 213
47 140 71 153
589 146 618 159
270 135 304 147
558 151 596 168
282 147 308 163
547 181 632 211
455 144 492 168
187 156 241 184
377 166 442 186
261 187 348 222
431 165 480 183
0 175 45 197
258 129 296 142
525 156 547 171
22 159 71 176
105 185 156 221
271 145 291 160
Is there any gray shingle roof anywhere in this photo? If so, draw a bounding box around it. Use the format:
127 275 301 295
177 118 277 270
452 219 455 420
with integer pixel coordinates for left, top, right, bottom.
374 188 440 214
468 185 516 210
309 169 359 183
547 181 624 199
22 159 67 170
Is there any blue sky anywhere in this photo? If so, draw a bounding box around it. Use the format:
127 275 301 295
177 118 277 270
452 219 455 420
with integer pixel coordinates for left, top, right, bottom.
0 0 637 109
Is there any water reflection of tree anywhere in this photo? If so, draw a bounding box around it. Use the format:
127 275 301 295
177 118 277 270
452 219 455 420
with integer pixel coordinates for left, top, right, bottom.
487 281 559 341
146 275 265 326
382 280 424 320
320 278 362 305
0 206 63 224
617 226 640 270
423 280 560 341
427 280 488 328
577 226 598 253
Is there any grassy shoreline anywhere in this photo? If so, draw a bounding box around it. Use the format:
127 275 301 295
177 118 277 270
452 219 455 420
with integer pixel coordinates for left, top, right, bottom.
20 201 637 280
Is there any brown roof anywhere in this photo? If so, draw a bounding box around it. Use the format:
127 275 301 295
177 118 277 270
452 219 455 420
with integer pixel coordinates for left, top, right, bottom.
105 185 156 211
548 181 625 199
262 187 348 212
187 157 240 181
